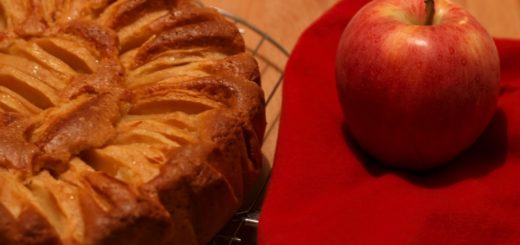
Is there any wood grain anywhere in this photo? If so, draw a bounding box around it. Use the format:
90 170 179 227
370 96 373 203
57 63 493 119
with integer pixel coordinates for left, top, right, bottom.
202 0 338 51
453 0 520 39
203 0 520 52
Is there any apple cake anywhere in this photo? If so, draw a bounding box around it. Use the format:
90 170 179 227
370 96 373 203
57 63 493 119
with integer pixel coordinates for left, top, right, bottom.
0 0 265 244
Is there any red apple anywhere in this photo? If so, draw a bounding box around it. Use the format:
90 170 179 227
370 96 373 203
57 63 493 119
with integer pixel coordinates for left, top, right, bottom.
336 0 500 170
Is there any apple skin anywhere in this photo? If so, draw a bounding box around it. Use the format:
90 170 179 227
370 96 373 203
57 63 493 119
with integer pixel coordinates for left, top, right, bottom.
336 0 500 170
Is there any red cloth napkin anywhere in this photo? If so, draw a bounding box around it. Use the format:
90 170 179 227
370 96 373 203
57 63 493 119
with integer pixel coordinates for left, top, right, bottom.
258 0 520 244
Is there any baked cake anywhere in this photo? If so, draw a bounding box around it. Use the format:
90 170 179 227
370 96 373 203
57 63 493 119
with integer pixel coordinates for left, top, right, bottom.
0 0 265 244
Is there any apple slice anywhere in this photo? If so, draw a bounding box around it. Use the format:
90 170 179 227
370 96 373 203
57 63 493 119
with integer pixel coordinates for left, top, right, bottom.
127 74 194 89
112 128 181 148
118 9 169 52
60 158 95 181
127 62 210 87
0 65 59 109
0 53 66 90
0 170 63 241
83 144 162 185
34 37 100 73
39 0 91 26
25 173 65 237
54 0 87 25
115 119 197 146
133 21 244 67
58 158 95 190
0 168 64 243
0 86 42 115
59 158 112 212
127 49 225 84
28 171 84 243
117 6 222 53
120 113 197 132
0 169 33 218
8 39 77 80
128 52 258 88
129 89 221 115
126 49 225 88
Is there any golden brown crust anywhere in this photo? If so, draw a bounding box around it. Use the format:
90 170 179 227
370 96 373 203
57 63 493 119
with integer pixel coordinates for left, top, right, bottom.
0 1 265 244
133 20 245 68
62 21 120 59
0 113 38 175
144 141 240 245
98 0 178 30
80 173 171 245
201 53 262 85
0 203 61 245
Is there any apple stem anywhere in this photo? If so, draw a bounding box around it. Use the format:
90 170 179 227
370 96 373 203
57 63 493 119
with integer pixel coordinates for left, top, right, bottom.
425 0 435 25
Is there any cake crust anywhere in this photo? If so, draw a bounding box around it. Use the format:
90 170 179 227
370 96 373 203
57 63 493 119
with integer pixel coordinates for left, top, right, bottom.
0 0 265 244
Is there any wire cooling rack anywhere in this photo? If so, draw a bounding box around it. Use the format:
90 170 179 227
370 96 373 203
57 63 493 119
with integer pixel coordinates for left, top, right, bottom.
196 3 289 245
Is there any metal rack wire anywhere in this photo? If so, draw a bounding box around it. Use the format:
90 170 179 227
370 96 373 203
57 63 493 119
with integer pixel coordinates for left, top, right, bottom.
198 4 289 245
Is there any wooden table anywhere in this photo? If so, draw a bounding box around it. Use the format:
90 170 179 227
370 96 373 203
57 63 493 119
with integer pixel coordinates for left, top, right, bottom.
203 0 520 51
200 0 520 165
